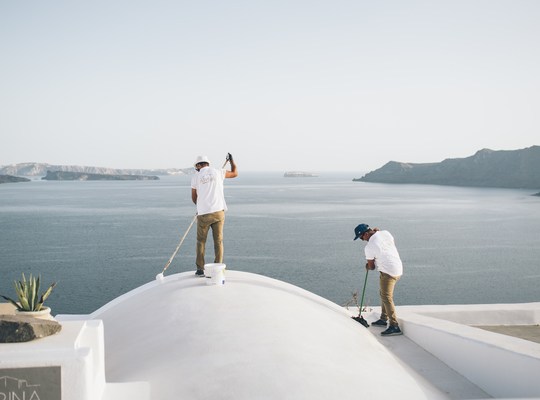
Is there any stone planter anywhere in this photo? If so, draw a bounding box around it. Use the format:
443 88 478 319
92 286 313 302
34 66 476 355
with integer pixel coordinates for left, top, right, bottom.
15 306 54 321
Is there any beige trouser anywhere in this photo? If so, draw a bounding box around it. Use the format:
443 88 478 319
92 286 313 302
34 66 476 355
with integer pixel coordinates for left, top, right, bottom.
196 210 225 270
379 272 400 327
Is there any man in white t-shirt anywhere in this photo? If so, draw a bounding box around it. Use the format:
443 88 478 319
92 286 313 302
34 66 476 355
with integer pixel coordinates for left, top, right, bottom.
191 153 238 276
354 223 403 336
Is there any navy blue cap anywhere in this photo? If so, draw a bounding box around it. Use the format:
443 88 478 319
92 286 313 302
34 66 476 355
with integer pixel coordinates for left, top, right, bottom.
353 224 370 240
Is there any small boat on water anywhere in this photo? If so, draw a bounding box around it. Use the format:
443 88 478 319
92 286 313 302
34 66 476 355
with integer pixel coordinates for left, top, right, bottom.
284 171 319 177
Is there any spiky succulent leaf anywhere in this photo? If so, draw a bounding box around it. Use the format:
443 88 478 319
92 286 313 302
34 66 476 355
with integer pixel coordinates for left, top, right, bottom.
14 280 30 310
0 295 22 311
39 282 56 303
31 275 40 311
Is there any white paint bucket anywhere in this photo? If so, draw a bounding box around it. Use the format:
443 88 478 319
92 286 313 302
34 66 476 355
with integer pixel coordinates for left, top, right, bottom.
205 263 226 286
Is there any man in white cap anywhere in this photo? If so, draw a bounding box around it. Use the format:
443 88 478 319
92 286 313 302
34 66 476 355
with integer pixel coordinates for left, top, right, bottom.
191 153 238 276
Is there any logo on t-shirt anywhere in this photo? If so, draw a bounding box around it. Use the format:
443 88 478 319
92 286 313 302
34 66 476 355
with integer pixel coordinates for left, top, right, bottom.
200 174 215 185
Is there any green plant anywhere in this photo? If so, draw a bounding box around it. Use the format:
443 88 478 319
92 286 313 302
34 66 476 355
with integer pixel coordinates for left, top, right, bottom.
1 273 57 311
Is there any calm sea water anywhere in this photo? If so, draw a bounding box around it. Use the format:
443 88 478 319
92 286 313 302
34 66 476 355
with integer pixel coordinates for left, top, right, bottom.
1 172 539 315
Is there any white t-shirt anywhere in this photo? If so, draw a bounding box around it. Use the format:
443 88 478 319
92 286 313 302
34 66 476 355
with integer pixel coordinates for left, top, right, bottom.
191 166 227 216
364 230 403 277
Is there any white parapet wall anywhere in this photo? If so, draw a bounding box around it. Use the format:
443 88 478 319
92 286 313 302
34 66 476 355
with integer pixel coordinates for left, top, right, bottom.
397 303 540 399
0 317 149 400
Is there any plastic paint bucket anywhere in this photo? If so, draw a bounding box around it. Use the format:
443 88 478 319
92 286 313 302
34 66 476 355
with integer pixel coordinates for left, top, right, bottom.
205 263 226 286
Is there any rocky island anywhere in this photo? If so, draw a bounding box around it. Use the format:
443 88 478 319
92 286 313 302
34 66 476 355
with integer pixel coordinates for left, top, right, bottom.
354 146 540 189
0 174 30 184
42 171 159 181
0 162 190 177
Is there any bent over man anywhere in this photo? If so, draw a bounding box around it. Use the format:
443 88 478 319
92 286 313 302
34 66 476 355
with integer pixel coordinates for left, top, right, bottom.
354 223 404 336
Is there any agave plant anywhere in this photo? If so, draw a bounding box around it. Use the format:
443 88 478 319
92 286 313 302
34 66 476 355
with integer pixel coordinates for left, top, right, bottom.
1 273 57 312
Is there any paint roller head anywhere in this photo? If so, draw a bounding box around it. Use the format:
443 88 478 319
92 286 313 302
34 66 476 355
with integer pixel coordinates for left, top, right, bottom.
156 273 165 282
352 316 370 328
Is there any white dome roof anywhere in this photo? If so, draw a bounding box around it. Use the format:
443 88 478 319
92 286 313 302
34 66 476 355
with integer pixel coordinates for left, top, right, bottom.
91 271 448 400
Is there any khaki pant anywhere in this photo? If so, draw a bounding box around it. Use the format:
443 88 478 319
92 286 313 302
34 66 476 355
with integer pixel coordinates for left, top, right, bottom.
379 272 400 326
196 210 225 270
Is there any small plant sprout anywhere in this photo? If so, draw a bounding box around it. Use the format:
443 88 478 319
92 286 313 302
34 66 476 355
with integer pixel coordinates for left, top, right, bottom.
343 290 371 318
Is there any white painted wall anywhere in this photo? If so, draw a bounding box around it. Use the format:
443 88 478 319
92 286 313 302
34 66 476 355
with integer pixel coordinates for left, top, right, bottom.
398 304 540 398
0 319 150 400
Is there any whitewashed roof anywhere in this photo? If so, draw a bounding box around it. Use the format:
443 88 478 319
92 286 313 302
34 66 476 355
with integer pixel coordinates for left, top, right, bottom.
89 270 448 400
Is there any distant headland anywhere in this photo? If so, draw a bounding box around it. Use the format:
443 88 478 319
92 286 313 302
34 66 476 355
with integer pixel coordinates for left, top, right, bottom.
354 146 540 190
0 162 193 184
42 170 159 181
0 175 30 184
0 162 191 177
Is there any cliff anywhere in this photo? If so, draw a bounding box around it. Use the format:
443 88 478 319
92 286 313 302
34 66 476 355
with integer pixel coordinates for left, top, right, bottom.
355 146 540 189
0 175 31 184
42 171 159 181
0 163 191 177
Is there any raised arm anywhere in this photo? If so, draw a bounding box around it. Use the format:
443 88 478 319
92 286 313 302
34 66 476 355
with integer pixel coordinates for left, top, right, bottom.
225 153 238 178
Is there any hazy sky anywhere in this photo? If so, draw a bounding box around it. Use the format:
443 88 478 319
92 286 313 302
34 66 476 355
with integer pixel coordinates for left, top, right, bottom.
1 1 539 172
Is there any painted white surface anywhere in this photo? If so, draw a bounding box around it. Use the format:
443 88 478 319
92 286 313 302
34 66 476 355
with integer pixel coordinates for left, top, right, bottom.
395 303 540 399
90 271 449 400
4 272 538 399
0 319 150 400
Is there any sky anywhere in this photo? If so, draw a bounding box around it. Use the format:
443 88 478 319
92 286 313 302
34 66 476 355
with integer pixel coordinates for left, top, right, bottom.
1 0 539 172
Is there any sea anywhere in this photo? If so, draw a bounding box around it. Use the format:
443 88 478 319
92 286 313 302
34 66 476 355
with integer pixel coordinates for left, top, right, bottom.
1 172 539 315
